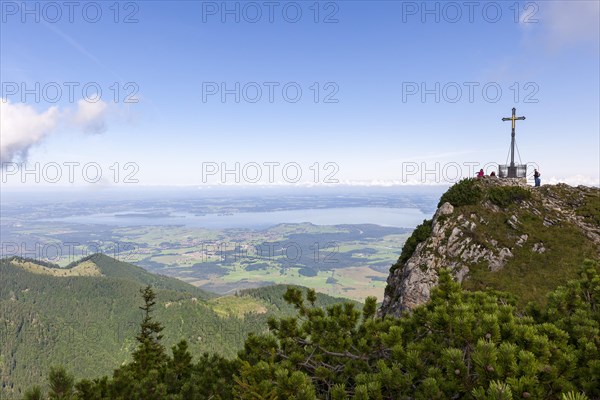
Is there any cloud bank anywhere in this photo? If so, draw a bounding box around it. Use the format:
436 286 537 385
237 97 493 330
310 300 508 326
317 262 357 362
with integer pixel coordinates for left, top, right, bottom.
0 99 110 163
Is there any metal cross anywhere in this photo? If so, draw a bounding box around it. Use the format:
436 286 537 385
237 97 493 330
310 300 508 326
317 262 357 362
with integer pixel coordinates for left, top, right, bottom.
502 108 526 167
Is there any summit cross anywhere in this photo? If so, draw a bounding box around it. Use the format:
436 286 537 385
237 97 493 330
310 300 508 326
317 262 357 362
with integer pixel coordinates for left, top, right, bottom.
502 107 526 167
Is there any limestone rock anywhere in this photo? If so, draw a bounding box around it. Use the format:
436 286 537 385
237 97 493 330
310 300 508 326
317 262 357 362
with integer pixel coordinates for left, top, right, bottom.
516 234 529 246
532 242 546 253
488 248 513 272
379 179 600 317
436 202 454 217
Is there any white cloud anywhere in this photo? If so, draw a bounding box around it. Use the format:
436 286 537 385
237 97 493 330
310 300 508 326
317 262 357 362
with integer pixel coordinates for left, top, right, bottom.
526 1 600 50
0 99 110 163
0 100 61 163
546 174 600 187
70 100 108 134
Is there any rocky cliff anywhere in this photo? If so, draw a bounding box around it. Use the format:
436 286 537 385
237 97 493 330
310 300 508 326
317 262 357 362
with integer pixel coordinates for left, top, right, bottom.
379 178 600 317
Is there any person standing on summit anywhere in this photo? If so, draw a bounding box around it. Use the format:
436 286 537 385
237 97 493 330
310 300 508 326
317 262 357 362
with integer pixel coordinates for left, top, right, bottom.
534 169 541 187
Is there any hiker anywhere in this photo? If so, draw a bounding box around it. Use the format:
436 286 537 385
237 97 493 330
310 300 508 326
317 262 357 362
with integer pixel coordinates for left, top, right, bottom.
490 171 497 178
477 169 485 178
534 169 541 187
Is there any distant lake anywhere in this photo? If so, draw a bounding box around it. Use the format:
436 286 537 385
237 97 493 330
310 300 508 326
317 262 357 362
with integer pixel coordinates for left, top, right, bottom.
48 207 429 229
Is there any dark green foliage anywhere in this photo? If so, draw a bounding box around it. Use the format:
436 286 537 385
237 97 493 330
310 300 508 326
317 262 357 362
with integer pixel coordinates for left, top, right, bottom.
0 257 299 398
21 262 600 399
2 255 353 399
86 254 214 299
27 288 240 400
438 178 483 207
238 263 599 399
22 386 44 400
48 367 74 400
487 186 532 208
184 352 240 399
389 219 432 273
536 260 600 398
131 286 167 375
5 256 60 269
239 284 361 315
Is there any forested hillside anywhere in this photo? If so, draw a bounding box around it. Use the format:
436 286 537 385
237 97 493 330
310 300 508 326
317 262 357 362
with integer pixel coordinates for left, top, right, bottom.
0 255 351 399
19 261 600 399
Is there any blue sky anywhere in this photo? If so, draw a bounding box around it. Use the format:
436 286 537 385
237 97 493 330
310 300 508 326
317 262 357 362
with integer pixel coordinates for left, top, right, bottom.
1 0 599 188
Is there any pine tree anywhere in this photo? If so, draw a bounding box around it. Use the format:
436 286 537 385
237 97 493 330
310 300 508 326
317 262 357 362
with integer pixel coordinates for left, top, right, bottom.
23 386 44 400
131 285 167 375
237 264 600 399
47 366 74 400
165 340 193 394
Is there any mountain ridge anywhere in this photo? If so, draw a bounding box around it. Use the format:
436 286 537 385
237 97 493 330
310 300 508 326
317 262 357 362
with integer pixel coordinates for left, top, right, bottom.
380 178 600 317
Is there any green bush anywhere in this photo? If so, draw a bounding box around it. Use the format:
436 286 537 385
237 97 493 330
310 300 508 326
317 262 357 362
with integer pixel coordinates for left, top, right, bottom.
438 178 483 208
390 219 432 273
488 186 532 208
237 262 600 400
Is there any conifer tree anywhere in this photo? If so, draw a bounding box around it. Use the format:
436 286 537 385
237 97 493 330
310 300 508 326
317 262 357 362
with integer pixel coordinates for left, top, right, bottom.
165 340 193 394
23 386 44 400
47 366 74 400
131 285 167 375
237 263 600 399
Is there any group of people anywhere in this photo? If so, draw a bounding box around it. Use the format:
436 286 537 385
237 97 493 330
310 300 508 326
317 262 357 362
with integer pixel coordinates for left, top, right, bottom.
476 169 497 178
476 168 541 186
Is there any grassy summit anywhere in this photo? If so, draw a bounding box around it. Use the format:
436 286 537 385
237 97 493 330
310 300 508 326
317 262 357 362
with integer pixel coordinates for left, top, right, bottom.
382 178 600 314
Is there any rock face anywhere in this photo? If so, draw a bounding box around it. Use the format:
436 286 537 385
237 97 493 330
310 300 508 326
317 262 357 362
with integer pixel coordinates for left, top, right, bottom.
379 179 600 318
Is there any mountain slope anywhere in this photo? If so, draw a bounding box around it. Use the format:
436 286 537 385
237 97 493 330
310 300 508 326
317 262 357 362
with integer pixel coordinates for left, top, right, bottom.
75 253 216 299
380 178 600 317
0 255 350 399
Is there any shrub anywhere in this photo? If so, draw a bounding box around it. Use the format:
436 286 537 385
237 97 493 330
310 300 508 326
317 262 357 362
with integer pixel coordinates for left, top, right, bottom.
488 186 531 208
239 263 600 400
390 219 432 273
438 178 483 208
